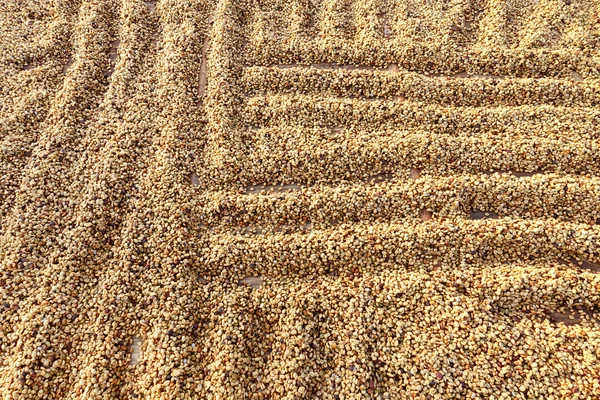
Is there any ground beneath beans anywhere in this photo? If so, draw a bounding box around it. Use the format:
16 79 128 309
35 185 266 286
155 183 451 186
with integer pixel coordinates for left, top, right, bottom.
1 0 600 399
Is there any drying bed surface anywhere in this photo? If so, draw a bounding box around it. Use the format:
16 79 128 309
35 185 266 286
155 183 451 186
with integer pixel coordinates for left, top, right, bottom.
1 0 600 399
